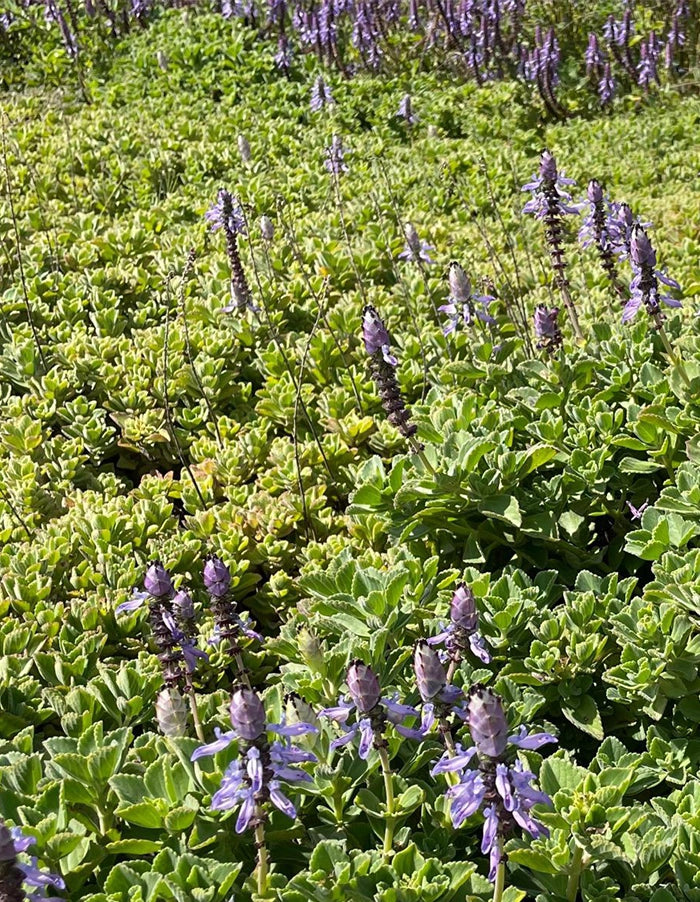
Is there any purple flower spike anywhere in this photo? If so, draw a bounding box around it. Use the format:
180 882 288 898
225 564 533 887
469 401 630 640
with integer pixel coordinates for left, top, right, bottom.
205 189 246 236
624 224 682 324
203 555 231 598
467 684 509 759
230 689 267 741
324 134 348 176
144 561 174 598
399 223 434 264
362 305 398 367
414 640 449 703
172 590 195 622
451 583 478 631
310 75 334 112
533 304 562 354
397 93 418 125
346 661 381 714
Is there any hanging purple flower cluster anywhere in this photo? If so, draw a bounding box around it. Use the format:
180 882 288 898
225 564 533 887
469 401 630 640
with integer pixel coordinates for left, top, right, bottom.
191 688 317 831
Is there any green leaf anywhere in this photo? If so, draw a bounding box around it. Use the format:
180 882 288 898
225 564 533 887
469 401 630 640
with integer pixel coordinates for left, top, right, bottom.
478 495 522 527
539 756 587 796
561 695 604 739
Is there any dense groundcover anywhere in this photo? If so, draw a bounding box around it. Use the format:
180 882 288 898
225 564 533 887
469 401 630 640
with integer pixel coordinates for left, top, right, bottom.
1 3 700 902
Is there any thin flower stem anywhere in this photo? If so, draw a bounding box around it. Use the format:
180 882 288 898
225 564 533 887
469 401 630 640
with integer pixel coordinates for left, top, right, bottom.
183 675 205 743
558 281 584 342
445 656 459 685
408 437 437 476
255 814 270 897
492 856 506 902
566 843 585 902
377 746 396 857
232 650 251 688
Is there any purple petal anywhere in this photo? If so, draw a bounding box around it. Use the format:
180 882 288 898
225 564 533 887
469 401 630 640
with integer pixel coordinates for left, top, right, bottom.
330 724 359 750
481 806 499 853
382 697 419 721
115 592 148 615
509 726 558 750
270 722 319 737
235 793 256 832
468 633 492 664
431 745 477 775
358 719 375 759
270 783 297 819
319 701 354 723
191 728 237 761
622 296 643 322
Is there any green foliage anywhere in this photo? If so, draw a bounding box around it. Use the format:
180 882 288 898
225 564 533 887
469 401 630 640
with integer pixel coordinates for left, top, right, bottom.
0 6 699 902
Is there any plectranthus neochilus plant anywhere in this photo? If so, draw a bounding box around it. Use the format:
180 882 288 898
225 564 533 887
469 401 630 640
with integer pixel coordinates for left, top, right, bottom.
577 179 623 297
115 562 207 740
533 304 562 355
522 150 583 341
362 305 437 472
191 688 317 896
398 222 434 264
0 821 65 902
396 641 467 758
203 554 261 686
428 583 492 676
205 188 256 313
431 686 556 897
439 262 495 334
320 661 415 855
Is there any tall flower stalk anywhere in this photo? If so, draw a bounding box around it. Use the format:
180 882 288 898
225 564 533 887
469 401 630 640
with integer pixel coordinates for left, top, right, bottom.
116 562 208 741
432 685 556 894
203 555 261 686
320 662 416 857
206 188 255 313
523 150 583 341
191 688 317 896
362 305 434 473
578 179 624 297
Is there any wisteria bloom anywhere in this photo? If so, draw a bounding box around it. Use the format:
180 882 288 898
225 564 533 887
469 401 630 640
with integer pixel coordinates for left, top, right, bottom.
398 223 434 264
433 685 556 881
320 661 416 760
191 689 317 831
310 75 334 112
439 262 495 334
0 823 65 902
622 225 681 324
428 583 492 665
